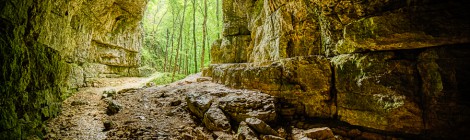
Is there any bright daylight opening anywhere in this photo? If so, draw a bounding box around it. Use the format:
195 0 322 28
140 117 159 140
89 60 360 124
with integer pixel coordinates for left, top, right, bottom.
141 0 222 85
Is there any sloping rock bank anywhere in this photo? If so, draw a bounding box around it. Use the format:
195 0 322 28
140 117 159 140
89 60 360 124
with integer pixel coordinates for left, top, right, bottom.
54 74 410 139
206 0 470 139
184 76 418 140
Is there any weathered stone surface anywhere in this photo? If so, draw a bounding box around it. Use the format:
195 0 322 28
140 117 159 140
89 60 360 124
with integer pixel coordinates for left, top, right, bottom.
68 64 85 89
211 36 251 64
222 0 252 36
1 0 147 137
203 106 232 132
304 127 335 140
219 92 277 123
279 56 334 118
236 121 259 140
292 128 310 140
417 46 470 139
206 56 334 118
245 117 278 136
332 52 423 134
292 127 334 140
314 0 470 55
214 131 236 140
211 0 470 138
197 77 212 83
249 1 322 65
261 135 285 140
186 92 214 118
106 100 123 115
1 24 68 138
336 4 470 54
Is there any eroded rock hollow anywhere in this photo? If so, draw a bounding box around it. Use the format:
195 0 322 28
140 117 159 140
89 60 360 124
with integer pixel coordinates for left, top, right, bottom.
205 0 470 139
1 0 147 138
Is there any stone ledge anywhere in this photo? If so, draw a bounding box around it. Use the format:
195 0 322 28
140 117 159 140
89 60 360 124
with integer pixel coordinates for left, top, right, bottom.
204 55 334 118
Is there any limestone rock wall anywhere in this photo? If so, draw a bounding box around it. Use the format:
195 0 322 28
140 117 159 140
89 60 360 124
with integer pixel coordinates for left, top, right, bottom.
207 0 470 138
1 0 147 138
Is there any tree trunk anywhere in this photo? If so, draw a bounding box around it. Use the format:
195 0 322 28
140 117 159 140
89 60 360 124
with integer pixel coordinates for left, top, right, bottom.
193 0 198 73
216 0 220 38
207 35 210 61
164 29 169 72
168 22 176 72
200 0 207 72
172 0 188 81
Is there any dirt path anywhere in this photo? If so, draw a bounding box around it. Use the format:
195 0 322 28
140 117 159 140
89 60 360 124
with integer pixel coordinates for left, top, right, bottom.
45 73 163 139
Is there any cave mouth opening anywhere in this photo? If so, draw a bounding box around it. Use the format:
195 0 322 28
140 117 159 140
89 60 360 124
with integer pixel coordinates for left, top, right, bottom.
140 0 223 83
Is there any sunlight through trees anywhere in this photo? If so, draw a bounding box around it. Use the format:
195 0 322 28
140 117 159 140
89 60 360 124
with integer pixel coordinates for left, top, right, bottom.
142 0 222 77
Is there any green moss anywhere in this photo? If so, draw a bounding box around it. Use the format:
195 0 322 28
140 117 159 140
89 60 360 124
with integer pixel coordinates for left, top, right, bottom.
1 31 68 139
253 0 264 16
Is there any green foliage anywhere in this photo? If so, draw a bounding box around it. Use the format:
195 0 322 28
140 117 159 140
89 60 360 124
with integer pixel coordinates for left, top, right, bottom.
152 73 187 85
141 0 222 74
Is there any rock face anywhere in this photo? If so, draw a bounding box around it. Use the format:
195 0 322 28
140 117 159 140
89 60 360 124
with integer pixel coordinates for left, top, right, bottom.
206 0 470 138
206 56 334 118
332 52 423 134
0 0 147 138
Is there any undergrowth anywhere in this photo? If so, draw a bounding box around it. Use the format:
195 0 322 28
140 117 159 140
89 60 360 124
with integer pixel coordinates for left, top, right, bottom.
152 73 187 85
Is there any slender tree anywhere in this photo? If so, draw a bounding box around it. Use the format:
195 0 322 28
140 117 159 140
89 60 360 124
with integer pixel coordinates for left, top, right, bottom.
168 21 176 72
216 0 220 38
200 0 207 72
163 29 170 72
168 3 181 73
192 0 198 73
173 0 188 81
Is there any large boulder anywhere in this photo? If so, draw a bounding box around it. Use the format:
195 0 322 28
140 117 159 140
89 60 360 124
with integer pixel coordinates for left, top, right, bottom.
186 92 214 118
219 92 277 123
236 121 259 140
203 106 232 132
245 117 278 136
206 56 334 118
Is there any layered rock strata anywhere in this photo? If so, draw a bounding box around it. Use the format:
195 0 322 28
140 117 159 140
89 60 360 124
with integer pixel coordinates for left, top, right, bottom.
1 0 147 138
205 0 470 138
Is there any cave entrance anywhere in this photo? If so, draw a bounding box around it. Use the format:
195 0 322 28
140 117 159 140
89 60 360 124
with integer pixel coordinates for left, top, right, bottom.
141 0 222 83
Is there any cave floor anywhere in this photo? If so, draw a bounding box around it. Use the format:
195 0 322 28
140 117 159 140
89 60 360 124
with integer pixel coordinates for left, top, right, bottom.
45 73 223 139
44 73 403 140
